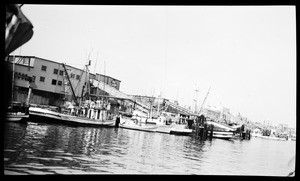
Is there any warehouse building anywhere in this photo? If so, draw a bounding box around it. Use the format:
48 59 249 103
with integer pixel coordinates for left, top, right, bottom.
6 55 121 107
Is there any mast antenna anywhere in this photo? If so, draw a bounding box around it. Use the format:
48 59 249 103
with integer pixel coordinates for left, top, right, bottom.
197 86 211 115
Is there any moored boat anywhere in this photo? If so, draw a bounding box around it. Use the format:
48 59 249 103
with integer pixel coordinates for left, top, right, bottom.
6 112 29 122
207 130 234 139
6 102 29 122
29 106 116 127
251 128 287 141
170 124 193 136
206 121 235 140
119 115 158 132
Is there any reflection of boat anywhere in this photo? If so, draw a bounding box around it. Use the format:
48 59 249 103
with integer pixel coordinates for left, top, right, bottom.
170 124 193 136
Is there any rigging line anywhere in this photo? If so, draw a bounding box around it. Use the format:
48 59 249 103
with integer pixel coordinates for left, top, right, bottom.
96 52 101 86
74 48 92 93
163 7 168 95
87 48 93 65
103 60 106 94
93 51 99 74
96 73 102 98
73 59 89 99
197 86 211 115
95 51 101 98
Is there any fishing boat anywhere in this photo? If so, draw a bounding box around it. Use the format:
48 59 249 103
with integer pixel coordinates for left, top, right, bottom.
290 134 296 141
251 128 263 137
206 121 235 139
5 59 32 123
28 60 118 127
6 101 29 122
6 112 29 122
29 106 115 127
250 128 287 141
170 124 193 136
253 135 287 141
119 115 158 132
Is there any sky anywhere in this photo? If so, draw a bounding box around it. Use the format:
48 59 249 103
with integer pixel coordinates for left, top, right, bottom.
14 5 296 128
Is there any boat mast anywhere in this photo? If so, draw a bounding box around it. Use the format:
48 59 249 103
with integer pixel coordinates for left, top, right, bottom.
86 61 91 100
157 92 161 115
194 85 199 114
11 54 15 102
197 86 211 115
103 60 106 99
85 49 92 101
62 63 78 105
94 51 99 100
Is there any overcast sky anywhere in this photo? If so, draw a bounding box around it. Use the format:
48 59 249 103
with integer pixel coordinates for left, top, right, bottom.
15 5 296 128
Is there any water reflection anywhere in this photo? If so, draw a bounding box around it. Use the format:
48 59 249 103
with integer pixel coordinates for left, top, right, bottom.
4 121 296 175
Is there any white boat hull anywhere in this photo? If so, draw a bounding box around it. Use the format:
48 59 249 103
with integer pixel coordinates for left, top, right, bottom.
29 107 115 127
208 131 234 139
170 124 193 135
6 113 29 122
251 133 287 141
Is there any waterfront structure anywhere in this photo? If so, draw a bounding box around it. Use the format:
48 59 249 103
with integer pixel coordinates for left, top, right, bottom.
5 55 121 107
201 105 221 121
130 95 195 119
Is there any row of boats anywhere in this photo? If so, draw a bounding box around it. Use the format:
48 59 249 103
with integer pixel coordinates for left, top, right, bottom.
6 101 247 140
7 102 295 142
251 128 296 141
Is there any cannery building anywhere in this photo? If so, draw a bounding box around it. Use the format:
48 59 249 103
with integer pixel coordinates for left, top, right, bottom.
5 55 121 107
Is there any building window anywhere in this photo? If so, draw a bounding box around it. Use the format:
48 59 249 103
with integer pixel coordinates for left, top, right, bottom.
52 79 57 85
39 76 45 82
53 68 58 74
59 70 64 76
57 80 62 86
70 73 75 79
41 65 47 71
8 56 14 62
76 75 80 80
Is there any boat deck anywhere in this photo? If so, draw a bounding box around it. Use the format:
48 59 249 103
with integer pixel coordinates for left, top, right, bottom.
29 107 115 128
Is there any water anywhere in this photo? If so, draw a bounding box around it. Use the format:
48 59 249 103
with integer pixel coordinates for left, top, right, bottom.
4 121 296 175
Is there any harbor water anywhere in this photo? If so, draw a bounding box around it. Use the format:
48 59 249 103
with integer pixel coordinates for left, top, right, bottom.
4 121 296 175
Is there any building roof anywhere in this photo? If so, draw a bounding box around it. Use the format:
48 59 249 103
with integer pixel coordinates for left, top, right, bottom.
9 55 121 81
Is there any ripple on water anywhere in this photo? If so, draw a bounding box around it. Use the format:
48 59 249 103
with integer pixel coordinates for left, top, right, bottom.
4 123 296 175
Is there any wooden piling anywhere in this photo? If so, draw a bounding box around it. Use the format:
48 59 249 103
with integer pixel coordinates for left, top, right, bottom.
242 132 246 140
195 121 200 138
115 116 120 128
203 123 207 141
248 130 251 140
210 124 214 140
199 127 204 140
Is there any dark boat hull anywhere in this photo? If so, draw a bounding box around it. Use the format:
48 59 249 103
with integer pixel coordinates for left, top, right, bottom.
170 130 192 136
29 109 115 128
